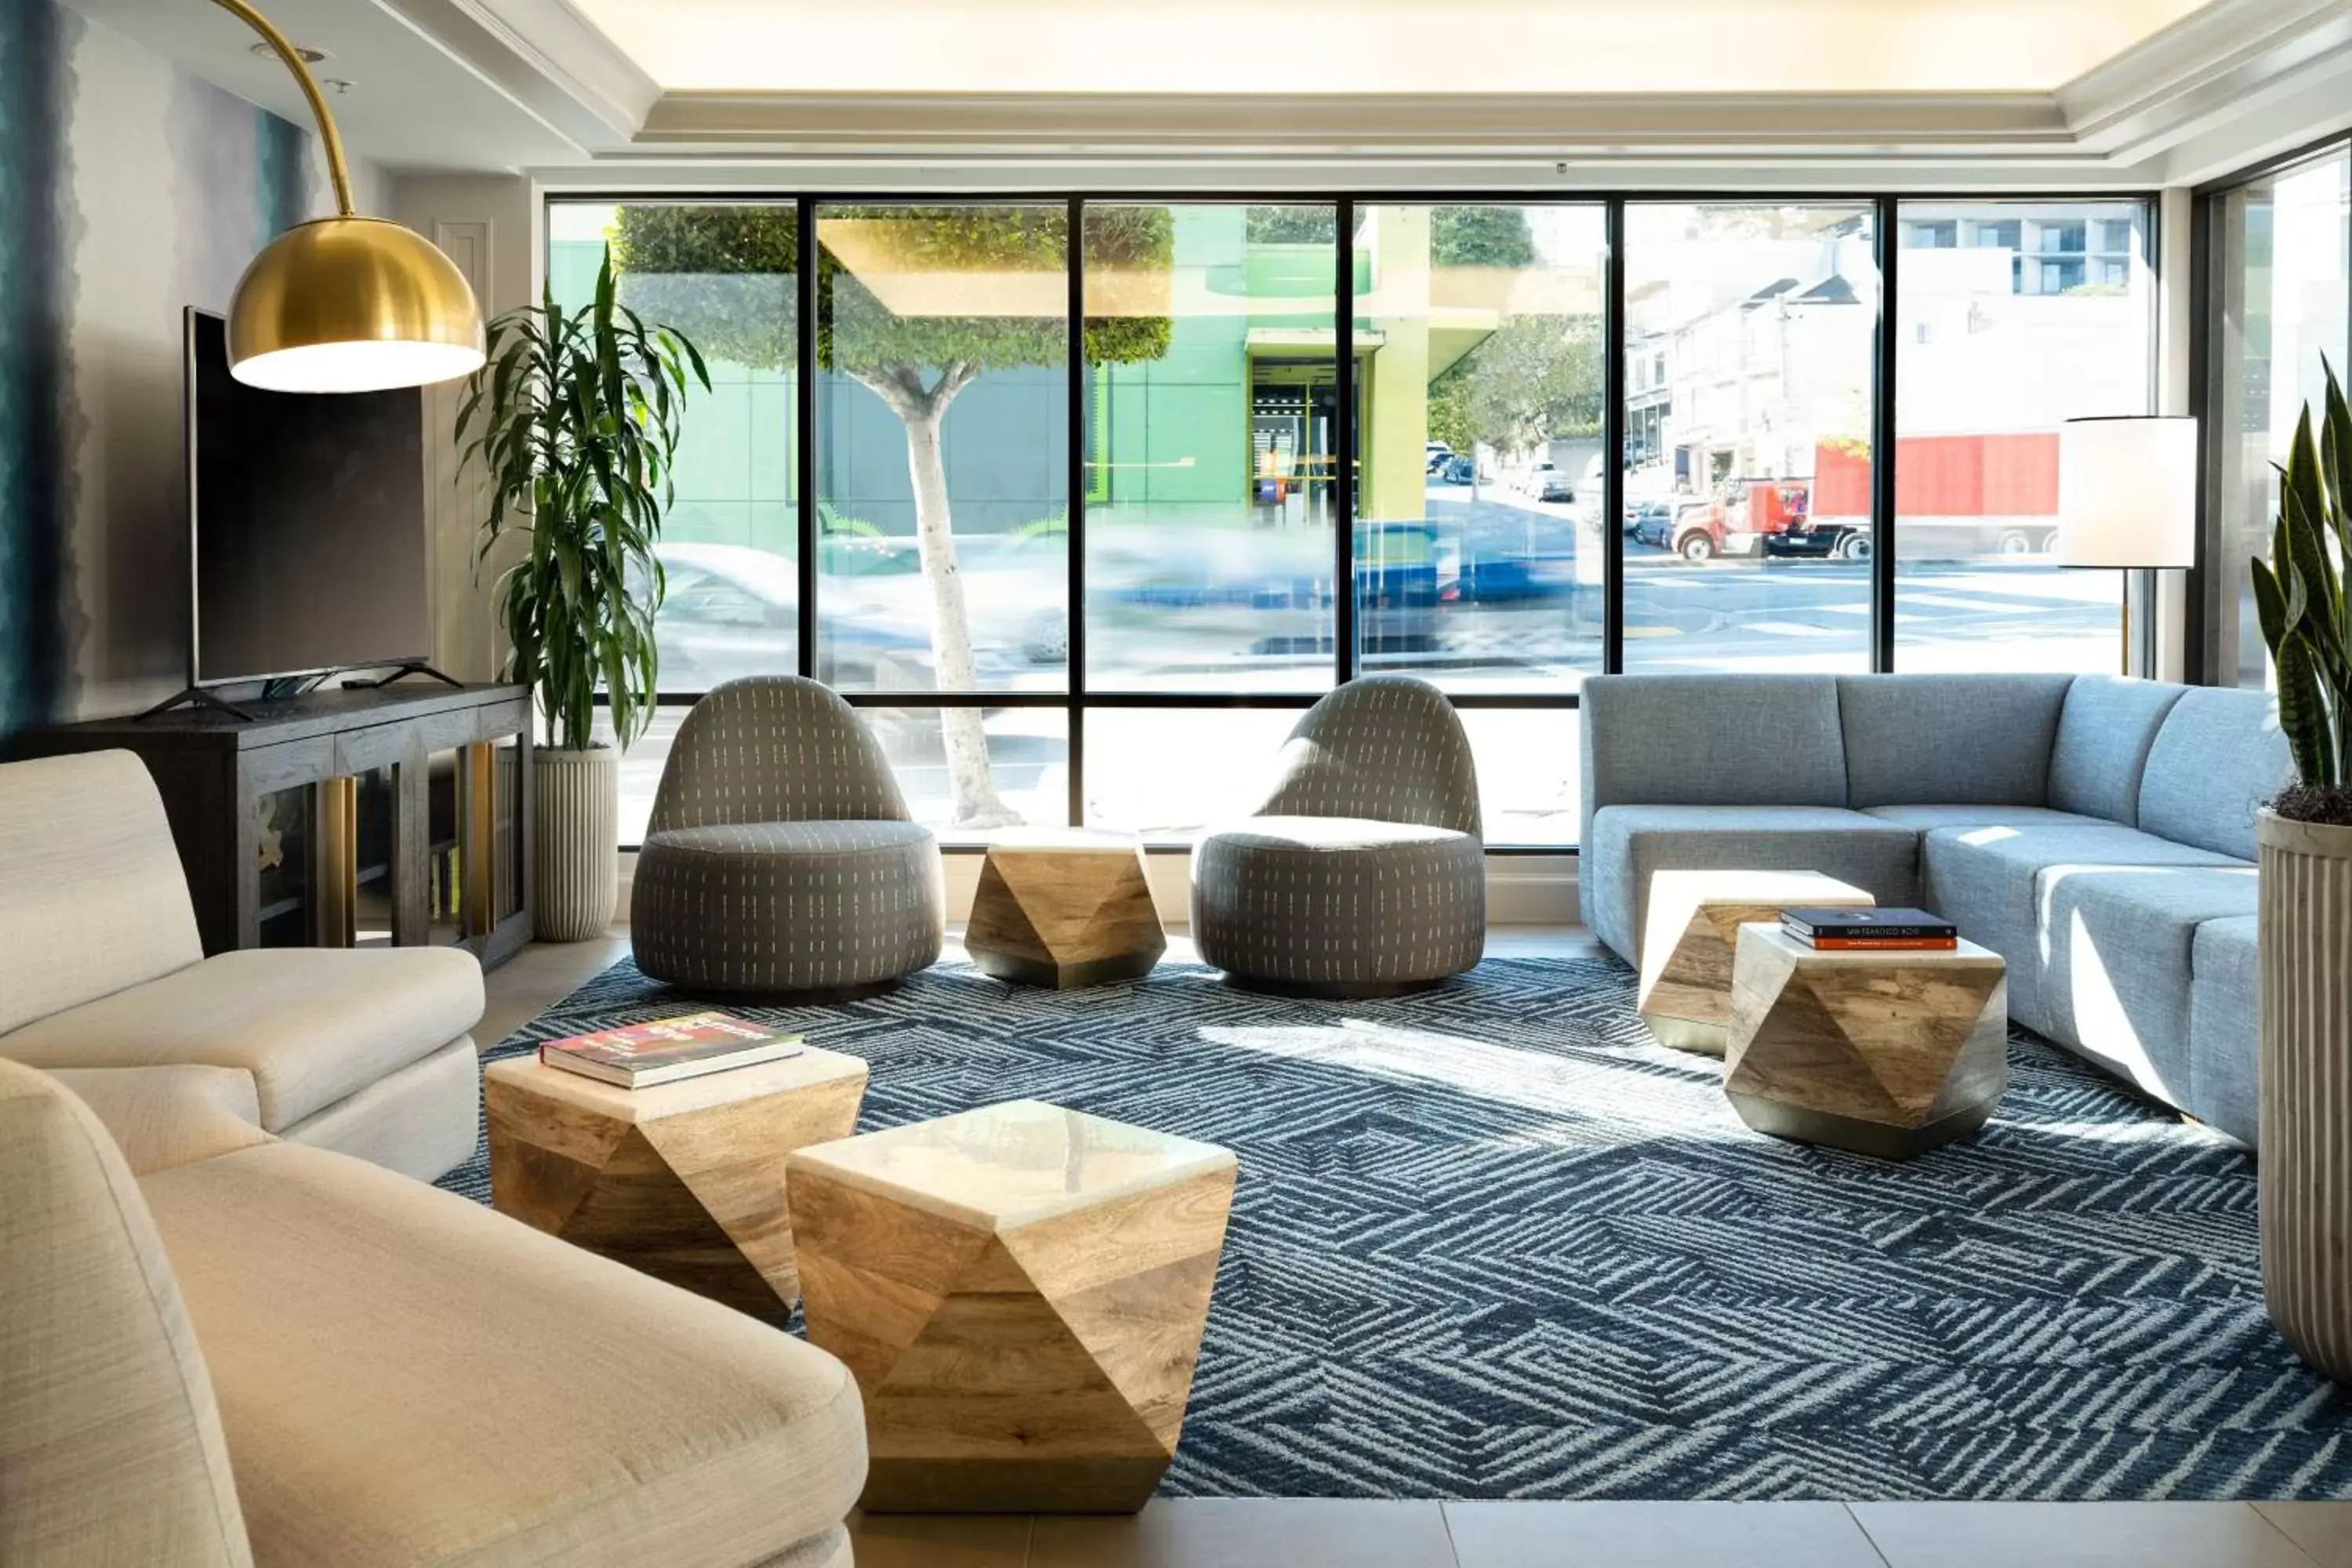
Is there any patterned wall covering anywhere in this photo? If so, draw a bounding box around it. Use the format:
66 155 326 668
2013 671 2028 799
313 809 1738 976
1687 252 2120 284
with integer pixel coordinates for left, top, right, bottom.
0 0 385 740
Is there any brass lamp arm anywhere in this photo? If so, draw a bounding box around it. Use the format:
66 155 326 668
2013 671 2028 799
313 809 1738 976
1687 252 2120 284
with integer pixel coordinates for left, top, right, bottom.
210 0 355 218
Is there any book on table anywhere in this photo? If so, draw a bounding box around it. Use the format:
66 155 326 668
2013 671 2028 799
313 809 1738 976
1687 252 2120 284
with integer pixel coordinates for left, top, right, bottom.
1779 906 1958 950
539 1011 805 1087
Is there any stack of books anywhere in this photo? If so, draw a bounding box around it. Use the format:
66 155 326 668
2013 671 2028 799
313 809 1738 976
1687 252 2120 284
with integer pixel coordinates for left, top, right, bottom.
1779 907 1958 951
539 1011 805 1088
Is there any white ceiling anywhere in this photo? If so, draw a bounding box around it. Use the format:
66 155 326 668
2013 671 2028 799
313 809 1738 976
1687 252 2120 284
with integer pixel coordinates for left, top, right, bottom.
567 0 2210 96
58 0 2352 187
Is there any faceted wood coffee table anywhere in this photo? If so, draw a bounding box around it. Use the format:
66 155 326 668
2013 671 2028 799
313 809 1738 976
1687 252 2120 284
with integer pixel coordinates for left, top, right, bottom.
787 1099 1237 1513
485 1047 866 1319
1724 924 2008 1160
965 828 1165 988
1639 869 1875 1055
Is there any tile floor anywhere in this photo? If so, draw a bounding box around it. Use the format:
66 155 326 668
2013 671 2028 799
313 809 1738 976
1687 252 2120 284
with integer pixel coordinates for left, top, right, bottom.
481 927 2351 1568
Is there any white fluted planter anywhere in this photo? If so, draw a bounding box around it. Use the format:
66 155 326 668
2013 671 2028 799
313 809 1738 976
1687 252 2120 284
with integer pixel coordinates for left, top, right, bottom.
2259 808 2352 1384
534 747 620 942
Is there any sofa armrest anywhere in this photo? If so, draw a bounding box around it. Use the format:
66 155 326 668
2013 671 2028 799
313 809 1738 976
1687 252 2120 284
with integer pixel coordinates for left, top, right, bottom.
45 1065 273 1175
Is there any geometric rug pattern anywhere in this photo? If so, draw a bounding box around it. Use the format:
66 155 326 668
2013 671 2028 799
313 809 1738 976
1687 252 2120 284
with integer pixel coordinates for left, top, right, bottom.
437 954 2352 1501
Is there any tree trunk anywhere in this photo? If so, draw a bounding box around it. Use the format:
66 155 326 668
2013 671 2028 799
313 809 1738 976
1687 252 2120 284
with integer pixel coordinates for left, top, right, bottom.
901 408 1018 828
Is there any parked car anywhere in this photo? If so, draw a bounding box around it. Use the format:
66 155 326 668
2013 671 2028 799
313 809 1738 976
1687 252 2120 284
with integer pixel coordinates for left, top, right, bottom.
1534 467 1575 504
1764 522 1872 561
1440 454 1477 485
1625 499 1671 543
1425 441 1454 474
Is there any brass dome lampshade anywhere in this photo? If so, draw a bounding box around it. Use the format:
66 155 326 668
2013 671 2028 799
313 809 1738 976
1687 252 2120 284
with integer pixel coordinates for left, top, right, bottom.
215 0 483 392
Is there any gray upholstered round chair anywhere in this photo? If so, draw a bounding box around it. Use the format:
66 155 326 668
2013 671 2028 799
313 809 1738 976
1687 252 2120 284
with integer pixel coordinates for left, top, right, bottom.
630 677 945 998
1192 675 1486 996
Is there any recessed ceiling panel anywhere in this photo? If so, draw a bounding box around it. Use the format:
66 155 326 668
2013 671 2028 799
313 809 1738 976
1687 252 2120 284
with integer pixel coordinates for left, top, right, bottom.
570 0 2212 96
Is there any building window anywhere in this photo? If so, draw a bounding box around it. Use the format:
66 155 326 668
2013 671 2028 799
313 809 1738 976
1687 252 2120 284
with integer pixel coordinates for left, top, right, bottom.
1906 220 1958 249
2202 145 2352 689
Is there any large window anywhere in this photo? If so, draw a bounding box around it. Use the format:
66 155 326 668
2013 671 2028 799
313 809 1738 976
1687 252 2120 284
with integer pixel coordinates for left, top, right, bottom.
550 192 2158 849
1620 203 1878 673
2204 146 2351 689
1894 201 2154 674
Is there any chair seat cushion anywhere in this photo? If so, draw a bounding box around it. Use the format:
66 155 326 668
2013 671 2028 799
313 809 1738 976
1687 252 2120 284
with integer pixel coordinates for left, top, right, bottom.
631 819 944 993
0 948 484 1134
1583 805 1921 965
2038 864 2259 1112
139 1142 866 1568
1192 816 1484 989
1919 822 2241 1036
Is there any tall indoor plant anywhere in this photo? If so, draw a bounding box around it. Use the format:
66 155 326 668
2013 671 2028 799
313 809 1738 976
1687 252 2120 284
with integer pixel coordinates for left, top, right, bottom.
2249 360 2352 1384
456 252 709 940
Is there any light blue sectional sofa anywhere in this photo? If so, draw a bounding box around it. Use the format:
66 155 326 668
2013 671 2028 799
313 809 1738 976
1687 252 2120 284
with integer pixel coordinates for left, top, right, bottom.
1579 673 2290 1147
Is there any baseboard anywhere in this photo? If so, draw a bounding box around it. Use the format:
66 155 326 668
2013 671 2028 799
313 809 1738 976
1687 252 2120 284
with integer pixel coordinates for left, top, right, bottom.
618 847 1578 930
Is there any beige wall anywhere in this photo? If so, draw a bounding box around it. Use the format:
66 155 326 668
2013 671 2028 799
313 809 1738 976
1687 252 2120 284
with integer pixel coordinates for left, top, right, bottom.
392 174 543 688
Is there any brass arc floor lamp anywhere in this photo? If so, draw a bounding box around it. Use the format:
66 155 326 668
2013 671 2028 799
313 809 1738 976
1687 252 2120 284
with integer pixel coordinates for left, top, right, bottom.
211 0 485 393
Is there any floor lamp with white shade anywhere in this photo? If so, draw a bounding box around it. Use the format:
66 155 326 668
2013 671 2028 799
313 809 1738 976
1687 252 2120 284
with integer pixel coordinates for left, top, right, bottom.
2056 415 2199 677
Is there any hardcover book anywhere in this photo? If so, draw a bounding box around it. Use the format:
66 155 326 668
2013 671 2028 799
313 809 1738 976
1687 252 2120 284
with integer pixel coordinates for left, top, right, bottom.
1780 906 1958 942
539 1011 804 1088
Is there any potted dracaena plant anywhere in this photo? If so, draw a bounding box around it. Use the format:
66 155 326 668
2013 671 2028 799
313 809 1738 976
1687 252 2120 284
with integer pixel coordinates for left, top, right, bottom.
2249 358 2352 1384
456 251 709 941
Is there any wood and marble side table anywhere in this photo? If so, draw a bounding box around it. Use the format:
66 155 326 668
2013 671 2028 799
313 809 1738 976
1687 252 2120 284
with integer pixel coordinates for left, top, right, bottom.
1639 868 1875 1054
788 1098 1237 1513
485 1047 867 1319
964 827 1165 988
1724 924 2008 1160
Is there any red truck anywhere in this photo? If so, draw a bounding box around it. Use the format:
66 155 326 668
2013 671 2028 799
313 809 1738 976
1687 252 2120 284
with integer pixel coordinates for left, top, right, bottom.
1766 432 2062 561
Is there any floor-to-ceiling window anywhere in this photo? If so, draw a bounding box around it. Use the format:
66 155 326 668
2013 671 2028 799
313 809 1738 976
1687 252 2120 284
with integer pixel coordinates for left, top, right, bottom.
1619 202 1878 673
546 191 2158 850
2202 144 2352 689
1893 201 2155 673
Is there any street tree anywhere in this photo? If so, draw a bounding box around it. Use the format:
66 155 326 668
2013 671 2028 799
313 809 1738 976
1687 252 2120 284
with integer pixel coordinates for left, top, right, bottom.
612 205 1172 826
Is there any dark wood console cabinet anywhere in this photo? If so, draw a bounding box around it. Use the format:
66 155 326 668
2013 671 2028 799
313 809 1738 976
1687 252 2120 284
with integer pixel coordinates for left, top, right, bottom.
14 684 533 970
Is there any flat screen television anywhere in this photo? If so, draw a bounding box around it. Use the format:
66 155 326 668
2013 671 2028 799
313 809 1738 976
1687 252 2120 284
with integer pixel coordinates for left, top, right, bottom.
185 307 430 687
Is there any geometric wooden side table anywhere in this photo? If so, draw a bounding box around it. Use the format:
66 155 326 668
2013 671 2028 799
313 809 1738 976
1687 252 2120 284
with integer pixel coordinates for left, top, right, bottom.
1724 924 2008 1160
788 1099 1237 1513
1638 868 1875 1055
964 828 1166 988
485 1047 867 1320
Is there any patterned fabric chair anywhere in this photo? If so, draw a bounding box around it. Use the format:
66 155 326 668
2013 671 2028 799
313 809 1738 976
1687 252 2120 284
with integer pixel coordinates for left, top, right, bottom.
1192 676 1486 996
631 677 945 996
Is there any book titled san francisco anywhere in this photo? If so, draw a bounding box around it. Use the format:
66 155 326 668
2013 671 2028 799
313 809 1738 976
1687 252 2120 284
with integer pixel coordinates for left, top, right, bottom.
1780 906 1958 950
539 1011 805 1088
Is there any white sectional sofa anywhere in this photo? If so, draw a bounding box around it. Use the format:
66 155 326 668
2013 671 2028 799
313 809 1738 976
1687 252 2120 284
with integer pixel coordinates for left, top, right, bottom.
1580 673 2291 1147
0 751 482 1180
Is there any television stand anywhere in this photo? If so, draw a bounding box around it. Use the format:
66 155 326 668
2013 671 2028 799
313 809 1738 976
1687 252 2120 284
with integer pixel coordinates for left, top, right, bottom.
341 662 465 691
13 683 534 969
136 685 260 723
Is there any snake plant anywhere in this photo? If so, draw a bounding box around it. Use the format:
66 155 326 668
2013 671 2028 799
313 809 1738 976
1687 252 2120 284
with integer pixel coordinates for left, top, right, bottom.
456 249 710 752
2252 360 2352 825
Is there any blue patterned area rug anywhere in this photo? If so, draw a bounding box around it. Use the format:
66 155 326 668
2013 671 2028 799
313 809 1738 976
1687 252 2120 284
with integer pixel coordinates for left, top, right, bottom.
438 954 2352 1501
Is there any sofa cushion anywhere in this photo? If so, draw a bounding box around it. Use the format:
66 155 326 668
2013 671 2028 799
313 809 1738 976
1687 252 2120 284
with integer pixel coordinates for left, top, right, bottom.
0 1061 252 1568
1580 675 1848 831
1919 822 2241 1036
1 948 485 1133
2137 687 2295 860
2188 916 2262 1147
45 1065 271 1176
1860 805 2106 832
1835 673 2074 808
2048 676 2187 825
2037 864 2258 1112
1584 804 1920 964
139 1142 866 1568
0 751 204 1036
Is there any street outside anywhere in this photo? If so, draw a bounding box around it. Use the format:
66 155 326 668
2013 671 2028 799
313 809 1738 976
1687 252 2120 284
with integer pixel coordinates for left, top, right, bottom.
622 477 2119 848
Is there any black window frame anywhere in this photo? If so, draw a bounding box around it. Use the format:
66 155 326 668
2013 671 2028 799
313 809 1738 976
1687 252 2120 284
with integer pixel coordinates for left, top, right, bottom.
546 188 2161 851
